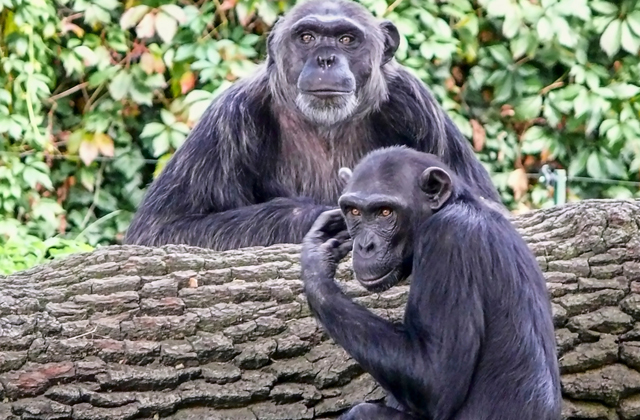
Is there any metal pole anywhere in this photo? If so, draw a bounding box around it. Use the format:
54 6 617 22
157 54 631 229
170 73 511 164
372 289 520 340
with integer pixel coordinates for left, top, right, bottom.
554 169 567 205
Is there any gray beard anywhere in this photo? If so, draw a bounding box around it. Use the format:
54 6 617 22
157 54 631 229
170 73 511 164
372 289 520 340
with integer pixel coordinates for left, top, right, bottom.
295 93 359 126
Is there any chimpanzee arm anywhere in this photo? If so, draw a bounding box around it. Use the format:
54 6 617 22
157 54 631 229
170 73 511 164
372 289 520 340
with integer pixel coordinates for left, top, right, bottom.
125 76 335 250
300 210 484 418
382 67 501 204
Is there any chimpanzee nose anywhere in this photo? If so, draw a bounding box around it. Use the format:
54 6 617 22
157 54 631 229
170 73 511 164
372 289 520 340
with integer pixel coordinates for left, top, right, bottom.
356 235 377 257
317 54 336 69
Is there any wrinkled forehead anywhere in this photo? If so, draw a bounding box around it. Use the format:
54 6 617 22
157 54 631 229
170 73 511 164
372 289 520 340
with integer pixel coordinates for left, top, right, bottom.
345 162 422 196
287 0 376 25
291 15 367 36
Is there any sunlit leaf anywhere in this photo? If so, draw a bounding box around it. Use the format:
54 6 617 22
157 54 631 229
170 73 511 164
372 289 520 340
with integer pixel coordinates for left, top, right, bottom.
159 4 187 24
627 10 640 36
22 167 53 190
621 21 640 54
120 5 149 29
536 16 553 42
590 1 617 16
600 19 622 57
140 122 166 138
152 131 171 157
155 12 178 44
514 95 542 120
586 151 605 179
108 70 132 101
136 12 156 39
567 150 588 177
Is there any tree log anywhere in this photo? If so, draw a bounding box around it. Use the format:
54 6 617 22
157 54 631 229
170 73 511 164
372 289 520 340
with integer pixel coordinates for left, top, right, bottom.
2 199 640 419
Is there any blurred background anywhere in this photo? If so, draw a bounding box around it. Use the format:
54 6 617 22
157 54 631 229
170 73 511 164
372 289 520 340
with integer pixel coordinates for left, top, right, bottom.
1 0 639 274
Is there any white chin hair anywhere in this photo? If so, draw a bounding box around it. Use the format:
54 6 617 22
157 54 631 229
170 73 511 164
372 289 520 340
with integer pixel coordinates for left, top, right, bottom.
295 93 358 126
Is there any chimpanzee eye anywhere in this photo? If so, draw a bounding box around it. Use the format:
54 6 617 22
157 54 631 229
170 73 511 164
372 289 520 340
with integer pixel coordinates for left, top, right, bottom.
300 33 314 43
350 207 361 216
339 35 354 44
380 208 392 217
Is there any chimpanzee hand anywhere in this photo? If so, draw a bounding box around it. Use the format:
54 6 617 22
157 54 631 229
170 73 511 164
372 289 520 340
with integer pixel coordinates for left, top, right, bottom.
301 209 353 281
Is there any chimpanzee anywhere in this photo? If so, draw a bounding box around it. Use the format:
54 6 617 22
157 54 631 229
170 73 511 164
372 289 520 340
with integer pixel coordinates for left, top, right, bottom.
124 0 502 250
300 146 561 420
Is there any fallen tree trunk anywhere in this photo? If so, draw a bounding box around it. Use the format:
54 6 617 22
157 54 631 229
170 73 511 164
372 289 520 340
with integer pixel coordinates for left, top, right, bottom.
2 199 640 419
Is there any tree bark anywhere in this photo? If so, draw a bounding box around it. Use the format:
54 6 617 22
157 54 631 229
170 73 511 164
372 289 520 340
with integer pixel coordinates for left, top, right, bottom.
1 199 640 419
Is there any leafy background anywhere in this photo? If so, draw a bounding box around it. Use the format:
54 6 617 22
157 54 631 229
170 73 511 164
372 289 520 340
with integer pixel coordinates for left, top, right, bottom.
1 0 640 274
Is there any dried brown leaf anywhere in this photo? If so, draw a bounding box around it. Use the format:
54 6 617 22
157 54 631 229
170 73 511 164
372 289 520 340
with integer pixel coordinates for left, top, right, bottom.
508 168 529 201
470 119 486 152
79 140 99 166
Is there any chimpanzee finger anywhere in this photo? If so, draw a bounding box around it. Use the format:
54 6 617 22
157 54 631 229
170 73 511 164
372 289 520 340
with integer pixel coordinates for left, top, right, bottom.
320 212 347 237
335 239 353 261
309 209 346 239
333 229 352 243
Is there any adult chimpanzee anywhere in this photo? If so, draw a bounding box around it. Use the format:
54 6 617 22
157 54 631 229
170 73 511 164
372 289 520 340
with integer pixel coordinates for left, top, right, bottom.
124 0 501 250
300 146 561 420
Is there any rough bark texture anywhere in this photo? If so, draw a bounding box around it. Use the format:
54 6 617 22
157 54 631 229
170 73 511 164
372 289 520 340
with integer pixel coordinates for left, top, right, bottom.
2 199 640 419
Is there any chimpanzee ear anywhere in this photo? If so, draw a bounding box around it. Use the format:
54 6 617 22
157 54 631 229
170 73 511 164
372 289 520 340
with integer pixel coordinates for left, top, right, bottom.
338 167 353 183
419 167 452 210
380 20 400 65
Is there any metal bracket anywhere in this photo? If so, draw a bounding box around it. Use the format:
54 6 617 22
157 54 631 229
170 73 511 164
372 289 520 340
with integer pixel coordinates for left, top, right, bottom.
539 164 567 206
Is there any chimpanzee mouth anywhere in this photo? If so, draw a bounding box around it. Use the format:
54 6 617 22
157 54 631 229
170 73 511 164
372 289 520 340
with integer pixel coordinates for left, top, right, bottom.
356 268 402 293
304 89 354 98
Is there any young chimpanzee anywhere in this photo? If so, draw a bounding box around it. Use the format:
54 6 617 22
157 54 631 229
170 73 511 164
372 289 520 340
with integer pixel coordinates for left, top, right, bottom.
300 146 561 420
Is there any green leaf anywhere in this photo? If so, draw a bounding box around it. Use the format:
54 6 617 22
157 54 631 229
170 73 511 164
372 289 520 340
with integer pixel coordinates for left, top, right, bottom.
603 156 626 179
573 89 590 118
152 131 171 157
119 5 149 29
600 19 622 57
543 100 561 127
586 151 605 179
174 44 196 61
627 10 640 36
590 1 618 16
608 83 640 99
169 130 187 149
599 118 618 136
487 45 512 66
129 84 154 106
605 123 622 146
22 167 53 190
493 74 514 103
515 95 542 120
585 70 600 90
605 186 634 199
585 107 603 135
536 16 553 42
140 122 165 138
95 190 119 212
621 20 640 54
0 89 11 105
568 149 589 177
502 8 522 39
108 70 132 100
510 34 529 58
484 0 510 17
160 110 176 126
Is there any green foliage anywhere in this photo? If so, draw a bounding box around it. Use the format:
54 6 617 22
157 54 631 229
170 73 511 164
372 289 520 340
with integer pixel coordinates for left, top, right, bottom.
2 0 640 273
0 221 93 274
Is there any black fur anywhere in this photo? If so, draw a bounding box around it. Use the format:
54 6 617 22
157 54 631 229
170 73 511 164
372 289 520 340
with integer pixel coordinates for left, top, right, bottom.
125 0 501 250
300 147 561 420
